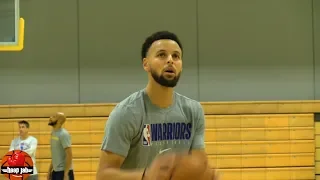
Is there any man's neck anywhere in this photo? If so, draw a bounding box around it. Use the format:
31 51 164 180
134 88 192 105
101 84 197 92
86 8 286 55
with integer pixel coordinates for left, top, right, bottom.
20 135 29 140
146 82 174 108
53 126 62 131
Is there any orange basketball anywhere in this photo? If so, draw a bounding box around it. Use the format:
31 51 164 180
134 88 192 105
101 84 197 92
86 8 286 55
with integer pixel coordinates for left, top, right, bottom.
170 154 208 180
1 150 33 180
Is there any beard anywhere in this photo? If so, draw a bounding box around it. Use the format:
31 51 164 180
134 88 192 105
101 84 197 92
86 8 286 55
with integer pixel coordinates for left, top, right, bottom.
151 69 181 88
48 121 57 126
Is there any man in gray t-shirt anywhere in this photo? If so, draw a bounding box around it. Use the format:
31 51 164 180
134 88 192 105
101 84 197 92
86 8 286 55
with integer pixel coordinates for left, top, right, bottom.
97 31 218 180
101 89 205 169
47 112 74 180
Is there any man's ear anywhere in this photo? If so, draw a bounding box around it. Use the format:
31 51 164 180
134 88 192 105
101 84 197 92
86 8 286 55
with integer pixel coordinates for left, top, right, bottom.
142 58 150 72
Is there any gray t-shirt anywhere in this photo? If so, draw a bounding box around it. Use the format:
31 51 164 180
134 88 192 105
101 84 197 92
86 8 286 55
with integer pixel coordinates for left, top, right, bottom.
50 128 73 171
101 89 205 169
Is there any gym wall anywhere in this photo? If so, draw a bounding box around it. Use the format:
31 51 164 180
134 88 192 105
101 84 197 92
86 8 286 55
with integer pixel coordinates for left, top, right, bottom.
0 0 319 104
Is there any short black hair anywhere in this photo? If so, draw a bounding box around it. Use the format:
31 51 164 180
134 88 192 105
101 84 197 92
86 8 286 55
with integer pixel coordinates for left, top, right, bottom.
18 120 30 128
141 31 183 60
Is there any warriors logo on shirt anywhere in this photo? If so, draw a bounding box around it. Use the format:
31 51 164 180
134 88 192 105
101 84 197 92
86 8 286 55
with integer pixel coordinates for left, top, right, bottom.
142 122 192 146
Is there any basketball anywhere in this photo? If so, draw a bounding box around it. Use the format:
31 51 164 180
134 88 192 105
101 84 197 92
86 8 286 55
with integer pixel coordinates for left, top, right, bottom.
1 150 33 180
170 154 208 180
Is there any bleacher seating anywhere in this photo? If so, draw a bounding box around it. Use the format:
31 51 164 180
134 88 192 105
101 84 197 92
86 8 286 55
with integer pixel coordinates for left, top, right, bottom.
0 101 319 180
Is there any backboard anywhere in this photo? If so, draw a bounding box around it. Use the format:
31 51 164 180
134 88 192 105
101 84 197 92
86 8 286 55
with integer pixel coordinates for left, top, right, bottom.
0 0 24 51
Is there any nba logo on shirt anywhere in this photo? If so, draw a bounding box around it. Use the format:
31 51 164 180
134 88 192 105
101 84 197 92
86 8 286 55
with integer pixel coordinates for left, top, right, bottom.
142 124 151 146
20 142 24 150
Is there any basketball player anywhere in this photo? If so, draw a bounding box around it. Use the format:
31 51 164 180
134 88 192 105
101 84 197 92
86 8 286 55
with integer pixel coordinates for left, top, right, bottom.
9 120 38 180
47 112 74 180
96 31 218 180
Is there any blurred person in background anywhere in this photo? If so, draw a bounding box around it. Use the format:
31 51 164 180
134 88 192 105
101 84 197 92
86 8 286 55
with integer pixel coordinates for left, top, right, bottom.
9 120 38 180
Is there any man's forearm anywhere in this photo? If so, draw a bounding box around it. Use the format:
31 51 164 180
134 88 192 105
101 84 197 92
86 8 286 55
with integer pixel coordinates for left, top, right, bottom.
64 153 72 173
96 168 144 180
48 161 53 172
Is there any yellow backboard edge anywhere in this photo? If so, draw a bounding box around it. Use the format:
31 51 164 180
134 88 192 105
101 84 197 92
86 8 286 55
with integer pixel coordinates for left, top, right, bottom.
0 18 25 52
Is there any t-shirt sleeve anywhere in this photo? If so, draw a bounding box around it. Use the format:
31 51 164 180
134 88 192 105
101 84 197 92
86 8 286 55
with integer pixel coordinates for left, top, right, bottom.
191 103 205 150
60 131 72 149
101 105 137 158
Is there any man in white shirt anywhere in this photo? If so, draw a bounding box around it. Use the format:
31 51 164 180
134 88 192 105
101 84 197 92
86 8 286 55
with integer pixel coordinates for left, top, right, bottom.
9 120 38 180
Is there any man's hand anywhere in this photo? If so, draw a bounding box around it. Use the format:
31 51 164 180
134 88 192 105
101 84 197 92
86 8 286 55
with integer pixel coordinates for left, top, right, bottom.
200 168 220 180
47 171 52 180
64 172 69 180
143 153 180 180
212 169 220 180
